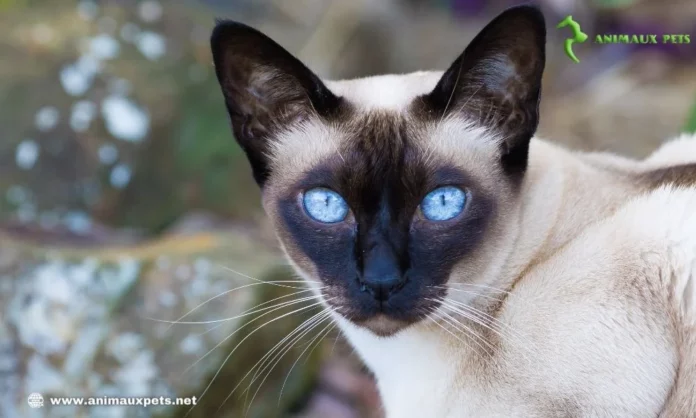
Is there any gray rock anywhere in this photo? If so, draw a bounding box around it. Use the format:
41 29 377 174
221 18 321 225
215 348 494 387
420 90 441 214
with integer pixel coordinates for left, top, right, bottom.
1 229 321 418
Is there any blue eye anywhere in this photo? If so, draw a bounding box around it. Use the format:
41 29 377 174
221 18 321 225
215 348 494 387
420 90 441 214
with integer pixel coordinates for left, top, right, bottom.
303 188 349 223
420 186 466 221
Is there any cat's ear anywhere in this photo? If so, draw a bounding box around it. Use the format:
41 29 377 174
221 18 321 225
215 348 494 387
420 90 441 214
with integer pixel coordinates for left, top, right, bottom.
423 5 546 175
211 21 341 186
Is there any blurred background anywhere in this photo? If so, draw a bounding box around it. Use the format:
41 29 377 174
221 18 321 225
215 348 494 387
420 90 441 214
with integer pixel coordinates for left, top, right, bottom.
0 0 694 417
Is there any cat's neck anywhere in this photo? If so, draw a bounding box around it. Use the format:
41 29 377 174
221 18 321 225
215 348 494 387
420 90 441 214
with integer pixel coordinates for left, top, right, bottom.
503 139 639 281
335 315 461 416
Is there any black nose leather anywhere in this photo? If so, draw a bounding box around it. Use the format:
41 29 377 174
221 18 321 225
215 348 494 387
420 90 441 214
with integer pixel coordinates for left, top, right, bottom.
360 239 403 301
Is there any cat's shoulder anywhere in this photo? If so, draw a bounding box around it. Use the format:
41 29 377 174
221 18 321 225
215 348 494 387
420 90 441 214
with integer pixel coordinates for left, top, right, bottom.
528 177 696 331
560 179 696 416
501 173 696 417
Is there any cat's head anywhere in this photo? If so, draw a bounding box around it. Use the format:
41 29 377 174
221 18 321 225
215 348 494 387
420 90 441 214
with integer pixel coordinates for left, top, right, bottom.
211 6 546 336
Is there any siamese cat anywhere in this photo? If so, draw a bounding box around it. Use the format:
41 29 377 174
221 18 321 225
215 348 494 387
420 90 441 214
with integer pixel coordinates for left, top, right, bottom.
210 5 696 417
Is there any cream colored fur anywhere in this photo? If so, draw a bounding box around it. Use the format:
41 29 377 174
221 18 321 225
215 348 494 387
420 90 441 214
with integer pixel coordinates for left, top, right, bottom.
269 72 696 417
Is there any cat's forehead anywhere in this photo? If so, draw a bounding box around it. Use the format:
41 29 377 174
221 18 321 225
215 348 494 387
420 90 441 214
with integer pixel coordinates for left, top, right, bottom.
324 71 444 112
265 72 504 194
267 116 501 203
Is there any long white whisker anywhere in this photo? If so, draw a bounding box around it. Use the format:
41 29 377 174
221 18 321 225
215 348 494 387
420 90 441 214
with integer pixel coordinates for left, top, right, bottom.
151 284 319 329
215 263 322 286
193 289 319 337
215 307 330 414
434 286 504 303
242 309 330 399
426 311 477 355
445 282 513 295
439 299 527 361
181 299 330 418
435 306 495 358
442 300 583 408
212 302 335 414
277 317 336 405
156 294 319 326
243 311 335 415
443 298 539 368
443 298 526 341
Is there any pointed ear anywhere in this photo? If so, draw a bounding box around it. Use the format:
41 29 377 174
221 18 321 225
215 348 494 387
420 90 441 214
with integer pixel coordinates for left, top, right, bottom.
210 21 341 186
423 5 546 176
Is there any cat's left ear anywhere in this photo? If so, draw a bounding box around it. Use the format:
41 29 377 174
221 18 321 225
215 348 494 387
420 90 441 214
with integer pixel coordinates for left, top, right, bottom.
423 5 546 175
211 20 341 186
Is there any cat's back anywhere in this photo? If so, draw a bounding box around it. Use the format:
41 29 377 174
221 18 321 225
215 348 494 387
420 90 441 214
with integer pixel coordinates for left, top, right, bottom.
614 134 696 416
500 135 696 416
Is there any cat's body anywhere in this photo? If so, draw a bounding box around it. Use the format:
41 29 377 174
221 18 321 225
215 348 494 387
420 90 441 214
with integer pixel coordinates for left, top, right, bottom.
332 113 696 417
210 6 695 417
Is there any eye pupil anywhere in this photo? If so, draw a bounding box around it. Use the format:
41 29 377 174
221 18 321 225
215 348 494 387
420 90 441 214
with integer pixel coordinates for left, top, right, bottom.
421 186 466 221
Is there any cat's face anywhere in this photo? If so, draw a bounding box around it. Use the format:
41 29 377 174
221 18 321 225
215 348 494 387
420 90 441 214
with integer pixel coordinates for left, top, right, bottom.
211 6 546 336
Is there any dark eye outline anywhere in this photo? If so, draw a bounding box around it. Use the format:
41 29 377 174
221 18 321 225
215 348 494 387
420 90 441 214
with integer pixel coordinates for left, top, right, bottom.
301 187 350 224
418 186 469 222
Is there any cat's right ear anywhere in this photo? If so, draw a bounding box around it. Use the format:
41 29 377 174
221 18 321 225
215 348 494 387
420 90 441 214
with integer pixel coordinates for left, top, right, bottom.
422 5 546 176
211 21 341 186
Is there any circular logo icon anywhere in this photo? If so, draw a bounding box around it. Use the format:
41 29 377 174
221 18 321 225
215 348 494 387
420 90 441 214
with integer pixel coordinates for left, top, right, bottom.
27 393 44 408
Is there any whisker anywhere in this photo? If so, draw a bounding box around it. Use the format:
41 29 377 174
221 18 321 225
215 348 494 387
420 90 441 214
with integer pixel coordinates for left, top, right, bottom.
277 317 336 405
212 303 335 414
433 286 504 303
243 309 330 396
425 311 477 355
439 300 515 352
192 289 318 337
244 310 332 396
440 282 512 295
439 298 537 368
150 283 319 330
216 263 322 288
303 321 335 366
442 301 584 409
241 311 335 415
443 297 528 343
435 305 496 358
449 300 535 364
181 298 331 418
154 294 320 326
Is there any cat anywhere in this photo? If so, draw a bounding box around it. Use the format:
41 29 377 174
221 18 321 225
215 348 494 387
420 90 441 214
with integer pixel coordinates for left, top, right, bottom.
210 5 696 417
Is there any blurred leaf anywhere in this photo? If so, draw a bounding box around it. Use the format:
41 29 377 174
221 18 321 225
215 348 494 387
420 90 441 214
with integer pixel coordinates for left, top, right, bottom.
593 0 638 9
686 97 696 134
173 78 260 215
0 0 26 10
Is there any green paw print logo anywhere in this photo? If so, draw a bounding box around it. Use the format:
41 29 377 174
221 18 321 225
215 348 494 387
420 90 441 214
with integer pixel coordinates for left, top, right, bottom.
557 15 588 63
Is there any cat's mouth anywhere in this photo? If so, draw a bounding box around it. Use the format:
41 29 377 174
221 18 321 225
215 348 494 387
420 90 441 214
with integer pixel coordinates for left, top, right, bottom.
355 314 412 337
324 283 442 337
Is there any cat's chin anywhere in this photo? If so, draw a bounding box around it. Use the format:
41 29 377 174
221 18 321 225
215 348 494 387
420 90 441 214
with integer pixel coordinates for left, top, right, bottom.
353 314 413 337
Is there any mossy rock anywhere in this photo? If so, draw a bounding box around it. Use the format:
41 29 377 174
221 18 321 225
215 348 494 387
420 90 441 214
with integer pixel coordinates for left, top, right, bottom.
0 0 261 235
0 230 322 418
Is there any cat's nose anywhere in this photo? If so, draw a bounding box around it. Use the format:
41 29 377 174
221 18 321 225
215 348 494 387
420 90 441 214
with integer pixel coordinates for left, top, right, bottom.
361 273 402 301
360 240 404 301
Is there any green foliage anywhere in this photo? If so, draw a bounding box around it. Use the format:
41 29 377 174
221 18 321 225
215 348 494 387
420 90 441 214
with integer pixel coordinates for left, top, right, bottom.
174 78 257 215
593 0 638 8
0 0 24 10
685 97 696 134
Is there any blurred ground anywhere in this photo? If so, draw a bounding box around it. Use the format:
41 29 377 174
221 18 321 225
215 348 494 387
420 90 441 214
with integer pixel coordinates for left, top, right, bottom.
0 0 695 417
